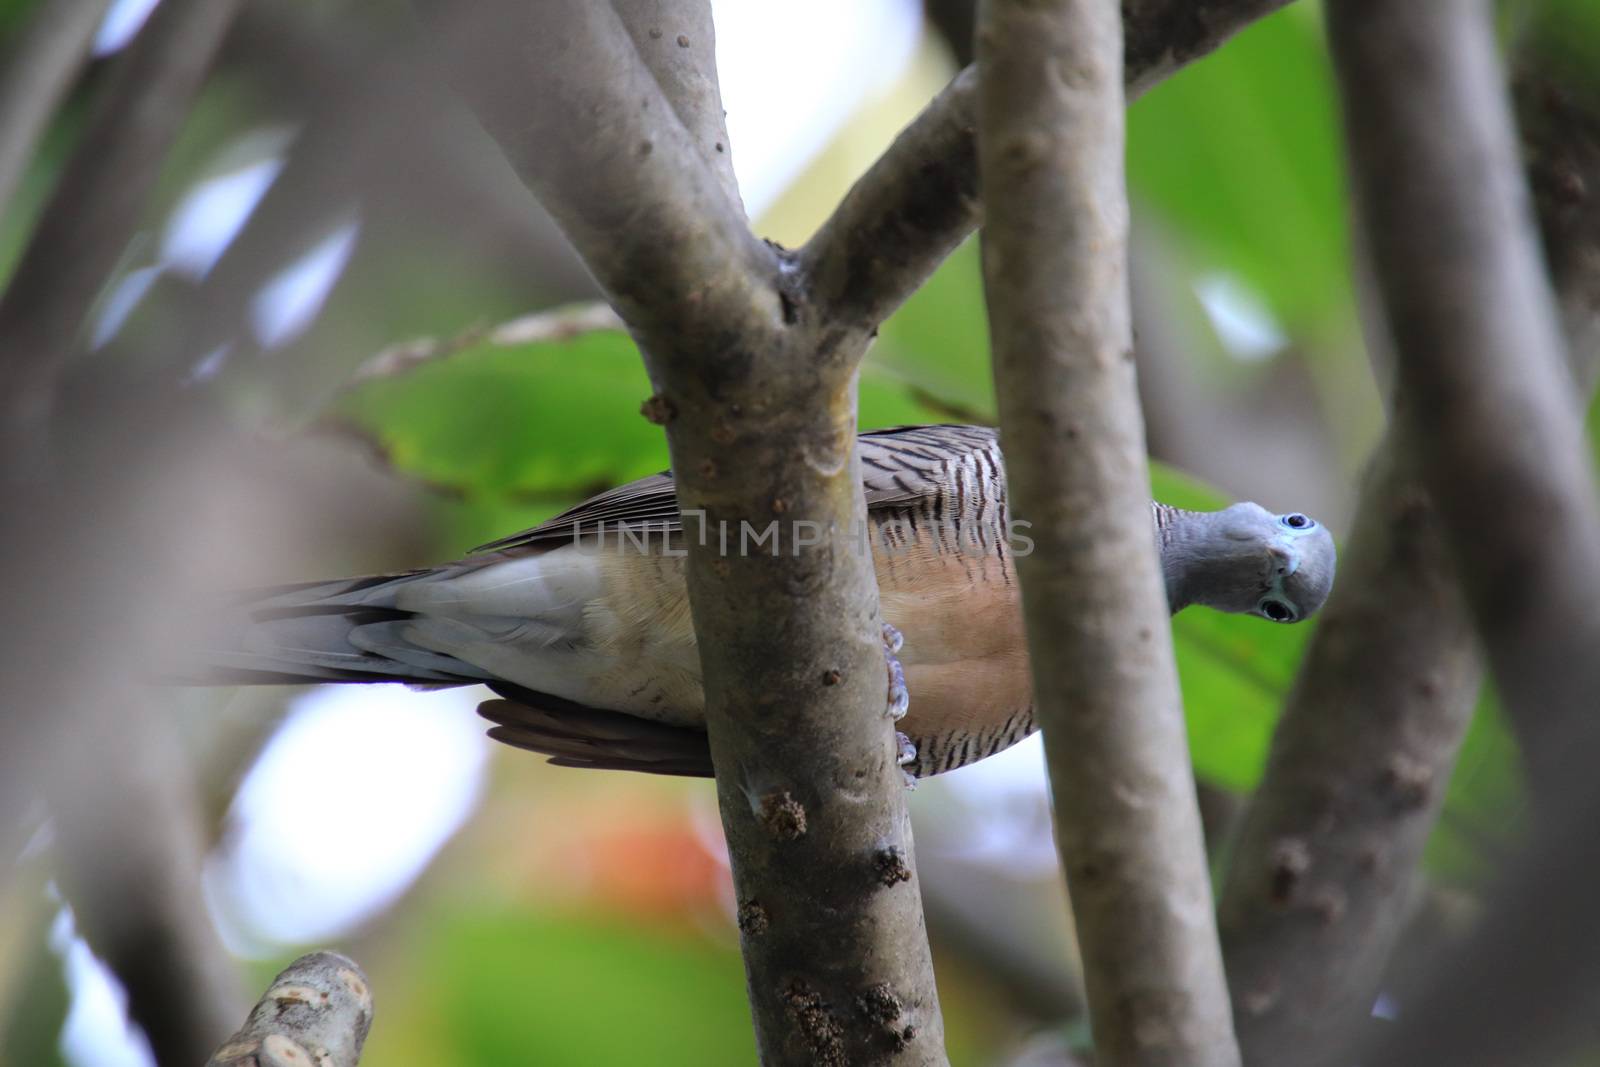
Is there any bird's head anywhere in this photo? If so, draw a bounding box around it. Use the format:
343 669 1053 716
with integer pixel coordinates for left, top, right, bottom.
1164 502 1337 623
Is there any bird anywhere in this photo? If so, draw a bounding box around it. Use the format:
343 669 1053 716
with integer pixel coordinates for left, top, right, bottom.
193 424 1337 780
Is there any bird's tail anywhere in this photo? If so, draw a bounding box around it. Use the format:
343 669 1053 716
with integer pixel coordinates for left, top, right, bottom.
173 568 495 688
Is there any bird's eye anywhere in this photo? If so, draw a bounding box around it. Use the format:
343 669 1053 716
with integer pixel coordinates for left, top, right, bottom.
1260 600 1294 623
1281 513 1314 530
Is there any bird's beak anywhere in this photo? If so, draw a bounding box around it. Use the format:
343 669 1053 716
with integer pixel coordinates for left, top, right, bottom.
1269 542 1300 578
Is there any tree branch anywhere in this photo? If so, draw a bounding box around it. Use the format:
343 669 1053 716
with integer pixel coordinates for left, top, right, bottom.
1120 0 1297 96
977 1 1240 1064
1359 799 1600 1067
426 3 947 1061
923 0 978 68
800 0 1295 334
612 0 744 214
0 0 114 220
1220 12 1600 1064
799 66 981 335
206 952 373 1067
1330 21 1600 1067
1216 434 1481 1067
427 0 775 364
1325 0 1600 794
0 0 242 469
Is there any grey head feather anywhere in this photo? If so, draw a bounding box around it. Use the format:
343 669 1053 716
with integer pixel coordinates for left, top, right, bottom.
1156 502 1337 623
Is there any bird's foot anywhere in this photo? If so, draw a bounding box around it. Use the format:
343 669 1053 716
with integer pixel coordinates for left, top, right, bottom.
882 622 908 721
897 731 918 790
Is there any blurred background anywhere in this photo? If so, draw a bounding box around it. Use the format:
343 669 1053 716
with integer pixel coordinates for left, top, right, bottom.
0 0 1595 1063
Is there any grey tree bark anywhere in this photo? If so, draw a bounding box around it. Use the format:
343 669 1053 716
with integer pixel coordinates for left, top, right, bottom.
977 1 1240 1065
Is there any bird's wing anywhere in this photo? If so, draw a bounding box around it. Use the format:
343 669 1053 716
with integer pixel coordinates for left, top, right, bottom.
472 423 997 553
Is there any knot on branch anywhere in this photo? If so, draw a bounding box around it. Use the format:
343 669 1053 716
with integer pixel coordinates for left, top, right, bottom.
737 899 770 937
782 980 847 1067
639 393 675 424
856 982 903 1022
757 790 808 839
873 846 913 887
1269 837 1312 905
1381 753 1433 810
857 982 918 1053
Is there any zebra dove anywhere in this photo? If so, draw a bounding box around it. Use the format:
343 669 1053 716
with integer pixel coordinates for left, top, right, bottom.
197 424 1336 778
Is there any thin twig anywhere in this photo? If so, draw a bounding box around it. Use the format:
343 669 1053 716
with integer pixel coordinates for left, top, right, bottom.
342 302 623 390
977 1 1240 1064
425 0 774 361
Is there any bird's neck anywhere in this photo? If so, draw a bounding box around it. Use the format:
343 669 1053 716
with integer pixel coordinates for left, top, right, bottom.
1152 502 1205 614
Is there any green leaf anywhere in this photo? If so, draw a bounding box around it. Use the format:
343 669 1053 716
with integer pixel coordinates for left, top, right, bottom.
331 327 669 501
332 317 959 506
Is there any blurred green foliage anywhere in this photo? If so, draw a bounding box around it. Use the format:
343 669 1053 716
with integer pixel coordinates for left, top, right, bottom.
0 899 69 1067
372 907 758 1067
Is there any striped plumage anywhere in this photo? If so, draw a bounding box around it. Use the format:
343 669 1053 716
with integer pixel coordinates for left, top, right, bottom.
194 425 1337 779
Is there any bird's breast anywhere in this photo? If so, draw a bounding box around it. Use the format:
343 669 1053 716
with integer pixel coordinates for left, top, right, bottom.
578 517 1032 751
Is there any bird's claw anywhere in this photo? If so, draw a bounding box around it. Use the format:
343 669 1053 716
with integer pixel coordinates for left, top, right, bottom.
897 731 918 790
882 622 908 721
881 621 904 655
